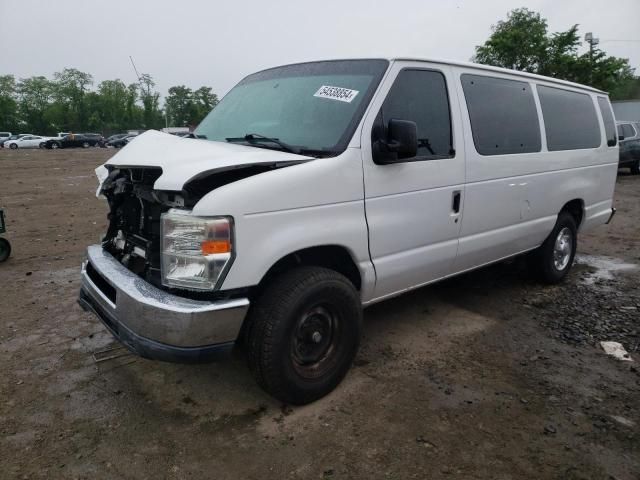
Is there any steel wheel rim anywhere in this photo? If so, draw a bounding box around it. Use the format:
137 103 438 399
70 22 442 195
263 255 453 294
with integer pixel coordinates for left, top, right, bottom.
291 304 340 376
553 227 572 271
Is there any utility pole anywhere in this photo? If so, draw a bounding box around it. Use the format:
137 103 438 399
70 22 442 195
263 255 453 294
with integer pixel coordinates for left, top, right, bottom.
584 32 599 85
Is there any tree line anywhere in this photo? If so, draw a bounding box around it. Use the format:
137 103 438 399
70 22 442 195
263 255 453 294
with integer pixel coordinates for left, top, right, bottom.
474 8 639 99
0 69 219 135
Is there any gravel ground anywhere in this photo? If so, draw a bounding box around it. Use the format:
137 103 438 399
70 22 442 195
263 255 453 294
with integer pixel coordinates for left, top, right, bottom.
0 148 638 480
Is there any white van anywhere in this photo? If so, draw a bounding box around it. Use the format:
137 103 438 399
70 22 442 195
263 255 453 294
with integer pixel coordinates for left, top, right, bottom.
79 58 618 404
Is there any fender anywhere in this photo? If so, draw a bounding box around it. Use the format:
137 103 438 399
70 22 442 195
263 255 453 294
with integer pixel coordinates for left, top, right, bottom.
191 148 377 301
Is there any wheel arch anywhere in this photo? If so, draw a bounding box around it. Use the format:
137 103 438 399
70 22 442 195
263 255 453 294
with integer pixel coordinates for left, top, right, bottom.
560 198 585 229
251 244 363 299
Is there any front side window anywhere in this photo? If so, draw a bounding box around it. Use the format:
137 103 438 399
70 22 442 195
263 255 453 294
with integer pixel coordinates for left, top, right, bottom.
374 69 453 160
461 74 541 156
195 60 389 157
597 97 617 146
537 85 600 151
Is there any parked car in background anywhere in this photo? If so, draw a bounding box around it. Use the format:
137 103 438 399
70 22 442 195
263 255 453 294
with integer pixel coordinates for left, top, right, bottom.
0 133 33 148
617 121 640 174
107 133 137 148
4 135 50 149
0 132 11 144
44 133 105 149
105 133 128 144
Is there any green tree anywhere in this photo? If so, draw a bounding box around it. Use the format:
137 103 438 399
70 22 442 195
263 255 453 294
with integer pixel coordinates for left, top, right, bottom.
193 86 218 122
165 85 218 127
474 8 637 93
0 75 19 132
95 79 130 132
17 76 53 134
165 85 195 126
50 68 94 131
137 73 163 129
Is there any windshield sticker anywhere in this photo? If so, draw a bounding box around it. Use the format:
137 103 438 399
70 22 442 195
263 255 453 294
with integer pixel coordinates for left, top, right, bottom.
314 85 359 103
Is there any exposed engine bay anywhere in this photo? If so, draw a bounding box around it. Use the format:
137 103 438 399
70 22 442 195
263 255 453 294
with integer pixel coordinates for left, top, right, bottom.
99 162 295 290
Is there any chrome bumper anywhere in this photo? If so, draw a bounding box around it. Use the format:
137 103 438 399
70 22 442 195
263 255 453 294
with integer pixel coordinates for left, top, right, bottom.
78 245 249 362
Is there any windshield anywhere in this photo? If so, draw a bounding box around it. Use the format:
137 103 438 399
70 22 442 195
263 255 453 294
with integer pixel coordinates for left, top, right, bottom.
195 59 389 156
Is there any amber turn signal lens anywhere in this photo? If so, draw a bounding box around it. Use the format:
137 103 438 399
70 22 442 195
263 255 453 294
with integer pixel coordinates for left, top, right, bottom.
201 240 231 255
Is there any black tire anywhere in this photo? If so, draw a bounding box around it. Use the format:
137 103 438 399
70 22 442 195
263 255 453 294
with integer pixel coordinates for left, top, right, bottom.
245 266 362 405
51 142 60 149
82 141 90 148
631 160 640 175
9 143 17 150
0 238 11 262
39 142 46 149
529 211 577 284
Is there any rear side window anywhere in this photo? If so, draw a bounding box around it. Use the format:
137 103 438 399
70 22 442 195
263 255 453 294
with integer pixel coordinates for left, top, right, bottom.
597 97 617 146
537 86 600 151
461 74 541 156
378 69 453 159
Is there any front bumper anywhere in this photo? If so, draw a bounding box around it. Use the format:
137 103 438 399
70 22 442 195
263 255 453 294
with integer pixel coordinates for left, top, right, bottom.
78 245 249 363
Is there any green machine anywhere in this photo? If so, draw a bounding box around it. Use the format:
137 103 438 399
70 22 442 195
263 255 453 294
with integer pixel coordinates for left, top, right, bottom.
0 209 11 262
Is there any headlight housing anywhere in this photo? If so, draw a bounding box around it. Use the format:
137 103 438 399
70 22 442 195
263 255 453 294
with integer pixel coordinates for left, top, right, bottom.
161 210 233 291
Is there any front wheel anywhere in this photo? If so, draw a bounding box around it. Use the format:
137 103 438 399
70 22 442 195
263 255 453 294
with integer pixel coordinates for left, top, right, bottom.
51 142 60 149
9 143 17 150
0 238 11 262
245 266 362 405
631 160 640 175
82 141 90 148
529 211 577 284
39 142 46 149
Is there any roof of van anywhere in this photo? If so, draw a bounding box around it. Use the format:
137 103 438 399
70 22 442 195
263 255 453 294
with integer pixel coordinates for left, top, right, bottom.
274 57 607 95
391 57 607 94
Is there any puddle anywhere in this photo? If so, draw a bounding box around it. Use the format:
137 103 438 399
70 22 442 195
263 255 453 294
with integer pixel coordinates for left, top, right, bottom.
575 254 637 286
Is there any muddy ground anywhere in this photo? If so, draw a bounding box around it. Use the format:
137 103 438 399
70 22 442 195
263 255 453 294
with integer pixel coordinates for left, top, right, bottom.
0 148 638 480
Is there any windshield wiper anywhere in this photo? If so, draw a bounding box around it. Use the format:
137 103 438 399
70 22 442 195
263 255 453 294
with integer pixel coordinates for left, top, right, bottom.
226 133 301 154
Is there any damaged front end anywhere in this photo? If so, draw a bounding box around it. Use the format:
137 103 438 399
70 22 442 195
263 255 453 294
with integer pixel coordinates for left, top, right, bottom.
98 162 293 292
100 166 171 289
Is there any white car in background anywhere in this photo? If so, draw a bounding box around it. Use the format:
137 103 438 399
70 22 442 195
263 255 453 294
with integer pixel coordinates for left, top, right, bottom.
3 135 50 149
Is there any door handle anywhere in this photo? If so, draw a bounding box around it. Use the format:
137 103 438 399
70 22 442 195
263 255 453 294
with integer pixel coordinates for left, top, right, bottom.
452 190 461 214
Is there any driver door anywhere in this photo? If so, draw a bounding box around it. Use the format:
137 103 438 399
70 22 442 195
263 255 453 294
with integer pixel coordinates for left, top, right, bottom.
361 62 465 301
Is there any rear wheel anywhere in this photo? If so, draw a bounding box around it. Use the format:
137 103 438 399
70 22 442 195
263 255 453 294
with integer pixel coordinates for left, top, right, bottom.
82 141 90 148
529 211 577 284
39 142 46 148
51 142 60 149
9 143 17 150
631 160 640 175
246 266 362 405
0 238 11 262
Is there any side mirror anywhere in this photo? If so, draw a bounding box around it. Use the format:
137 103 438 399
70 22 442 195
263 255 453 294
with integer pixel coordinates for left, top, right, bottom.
618 135 625 141
373 119 418 164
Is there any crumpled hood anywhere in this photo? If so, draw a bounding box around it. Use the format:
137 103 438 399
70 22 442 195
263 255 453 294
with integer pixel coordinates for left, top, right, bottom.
105 130 314 191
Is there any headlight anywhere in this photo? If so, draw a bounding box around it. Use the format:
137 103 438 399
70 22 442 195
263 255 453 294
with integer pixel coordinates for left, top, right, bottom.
161 209 233 291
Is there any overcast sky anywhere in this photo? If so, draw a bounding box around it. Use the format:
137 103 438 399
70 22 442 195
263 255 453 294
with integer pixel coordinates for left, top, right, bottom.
1 0 638 97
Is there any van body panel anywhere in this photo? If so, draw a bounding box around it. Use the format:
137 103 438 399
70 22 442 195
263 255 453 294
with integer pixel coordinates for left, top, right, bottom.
449 66 618 272
357 60 617 302
192 148 376 298
359 61 466 300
